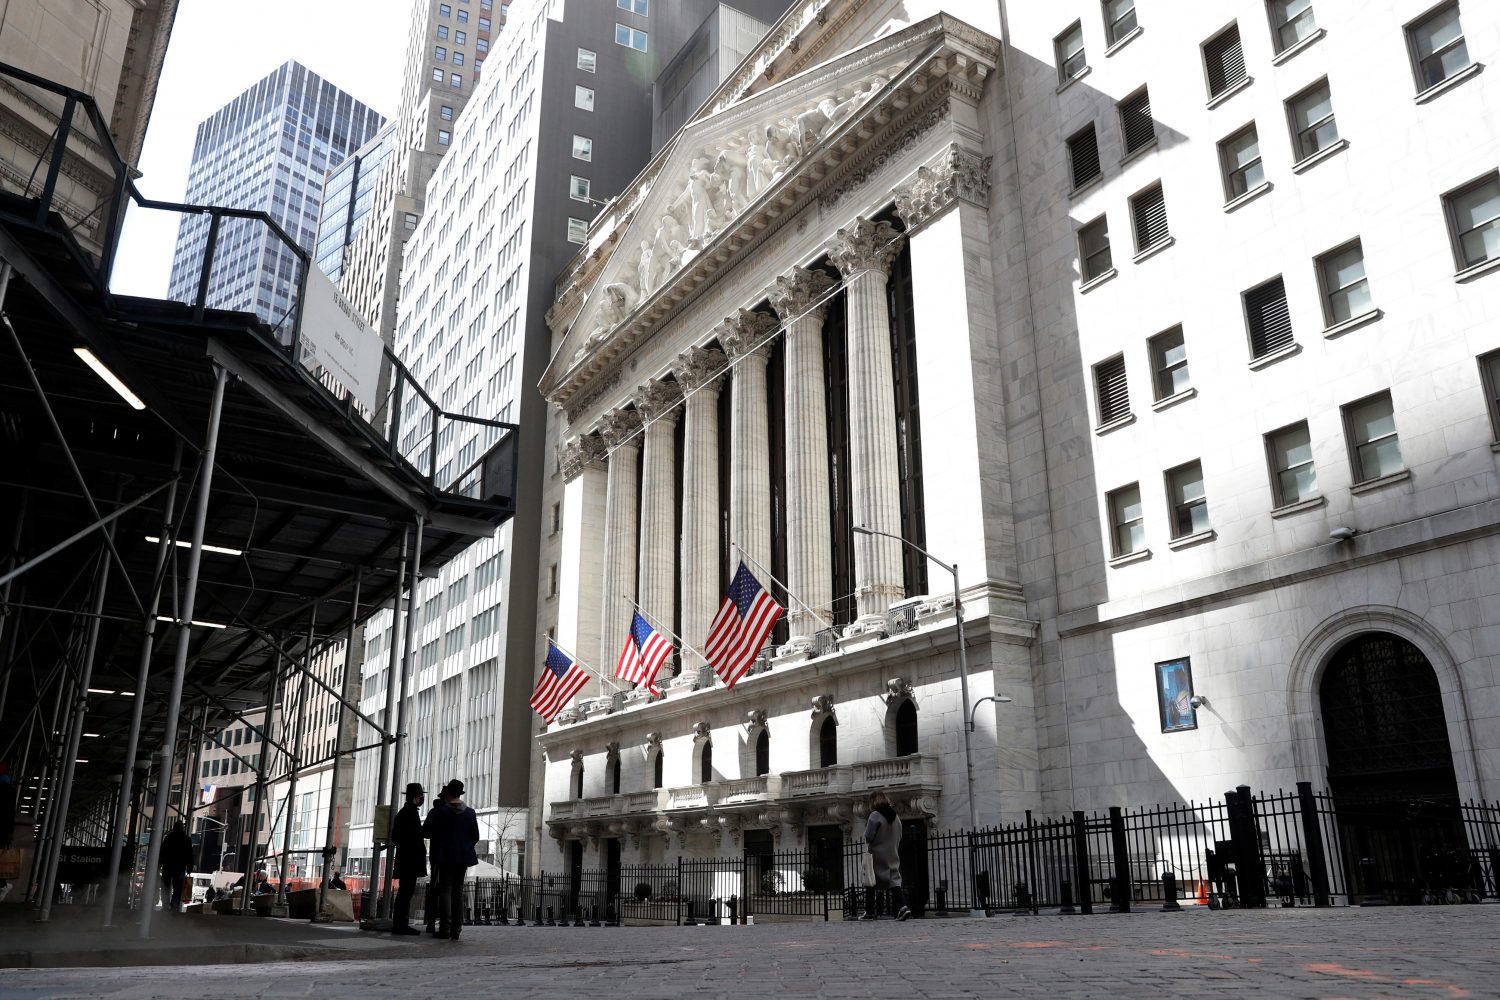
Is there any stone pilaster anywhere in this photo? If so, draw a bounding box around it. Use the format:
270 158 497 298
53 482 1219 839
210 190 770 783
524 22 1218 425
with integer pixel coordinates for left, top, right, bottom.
634 379 683 663
717 309 780 577
676 346 727 669
767 266 837 650
598 407 642 668
826 217 907 630
556 434 608 669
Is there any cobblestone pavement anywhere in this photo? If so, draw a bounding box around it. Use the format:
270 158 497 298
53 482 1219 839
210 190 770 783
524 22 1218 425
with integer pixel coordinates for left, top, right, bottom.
3 906 1499 999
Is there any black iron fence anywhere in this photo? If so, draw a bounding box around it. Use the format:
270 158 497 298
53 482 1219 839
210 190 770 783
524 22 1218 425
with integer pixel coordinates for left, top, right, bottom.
360 783 1500 926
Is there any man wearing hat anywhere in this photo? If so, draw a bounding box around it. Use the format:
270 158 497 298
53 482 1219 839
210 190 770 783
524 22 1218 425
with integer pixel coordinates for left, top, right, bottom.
389 781 427 935
423 778 480 941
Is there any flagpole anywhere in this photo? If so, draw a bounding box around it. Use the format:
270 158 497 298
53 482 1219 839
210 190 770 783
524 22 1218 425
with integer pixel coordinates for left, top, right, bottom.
620 595 712 666
540 633 626 694
729 541 835 633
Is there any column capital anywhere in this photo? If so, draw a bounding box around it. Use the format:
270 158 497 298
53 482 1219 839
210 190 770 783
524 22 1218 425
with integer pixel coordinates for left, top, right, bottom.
716 309 779 361
676 345 728 394
768 266 837 327
558 433 607 482
633 378 684 422
825 217 905 278
892 143 993 231
597 407 643 447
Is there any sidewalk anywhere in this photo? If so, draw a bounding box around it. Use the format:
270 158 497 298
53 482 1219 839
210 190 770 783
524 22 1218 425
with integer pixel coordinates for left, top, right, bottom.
0 904 421 969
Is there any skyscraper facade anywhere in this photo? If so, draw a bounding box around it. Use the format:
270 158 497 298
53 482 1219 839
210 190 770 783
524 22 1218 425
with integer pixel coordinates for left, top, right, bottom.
345 0 795 878
314 121 398 282
166 62 383 331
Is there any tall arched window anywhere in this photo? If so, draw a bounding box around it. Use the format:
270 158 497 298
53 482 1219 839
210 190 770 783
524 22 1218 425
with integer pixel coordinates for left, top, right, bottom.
755 729 770 777
819 716 837 767
652 750 664 789
895 700 918 757
609 755 621 794
699 741 713 783
571 763 585 799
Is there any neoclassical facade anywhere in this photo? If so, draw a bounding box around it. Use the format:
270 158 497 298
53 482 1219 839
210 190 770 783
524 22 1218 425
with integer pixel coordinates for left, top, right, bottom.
530 0 1500 873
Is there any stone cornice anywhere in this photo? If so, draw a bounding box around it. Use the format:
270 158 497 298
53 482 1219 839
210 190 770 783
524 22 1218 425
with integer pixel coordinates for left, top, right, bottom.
541 15 1000 413
892 143 993 232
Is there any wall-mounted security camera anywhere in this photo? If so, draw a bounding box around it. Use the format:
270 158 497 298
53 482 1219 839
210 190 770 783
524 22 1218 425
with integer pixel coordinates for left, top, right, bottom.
1189 695 1207 710
1329 526 1357 541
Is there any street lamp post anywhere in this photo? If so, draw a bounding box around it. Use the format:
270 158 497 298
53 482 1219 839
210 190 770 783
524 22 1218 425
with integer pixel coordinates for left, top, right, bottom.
853 526 988 918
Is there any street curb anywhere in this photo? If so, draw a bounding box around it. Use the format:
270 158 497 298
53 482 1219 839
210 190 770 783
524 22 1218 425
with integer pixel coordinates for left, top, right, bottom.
0 941 388 969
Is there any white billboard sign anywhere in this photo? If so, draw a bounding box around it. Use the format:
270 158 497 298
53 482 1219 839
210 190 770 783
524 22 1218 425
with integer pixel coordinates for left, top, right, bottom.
298 266 383 414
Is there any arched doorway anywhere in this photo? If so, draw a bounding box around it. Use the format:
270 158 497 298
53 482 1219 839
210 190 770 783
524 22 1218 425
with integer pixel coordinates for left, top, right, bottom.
1319 631 1465 900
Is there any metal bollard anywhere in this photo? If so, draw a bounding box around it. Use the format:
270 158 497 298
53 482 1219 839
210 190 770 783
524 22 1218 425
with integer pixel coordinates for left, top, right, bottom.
1160 870 1182 912
933 882 948 917
726 895 738 925
573 906 586 927
589 905 602 927
545 905 556 926
1059 879 1076 915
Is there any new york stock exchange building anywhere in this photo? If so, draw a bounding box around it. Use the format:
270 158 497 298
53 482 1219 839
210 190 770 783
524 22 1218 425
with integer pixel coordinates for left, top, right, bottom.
528 0 1500 892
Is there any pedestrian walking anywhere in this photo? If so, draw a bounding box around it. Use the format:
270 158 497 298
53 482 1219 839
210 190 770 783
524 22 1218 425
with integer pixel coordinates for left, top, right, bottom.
863 792 910 921
422 778 479 941
158 821 193 913
390 782 426 936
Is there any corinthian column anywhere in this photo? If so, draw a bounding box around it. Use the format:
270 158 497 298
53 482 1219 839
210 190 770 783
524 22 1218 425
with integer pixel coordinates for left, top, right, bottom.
676 346 727 668
599 407 642 666
717 309 780 577
634 379 683 660
826 217 907 630
768 267 836 651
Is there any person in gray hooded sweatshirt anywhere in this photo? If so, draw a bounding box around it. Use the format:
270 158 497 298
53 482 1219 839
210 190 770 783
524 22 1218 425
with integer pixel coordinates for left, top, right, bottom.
863 791 911 920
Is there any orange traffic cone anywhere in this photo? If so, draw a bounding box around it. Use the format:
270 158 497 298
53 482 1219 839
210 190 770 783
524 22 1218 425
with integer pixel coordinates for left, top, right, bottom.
1195 880 1209 905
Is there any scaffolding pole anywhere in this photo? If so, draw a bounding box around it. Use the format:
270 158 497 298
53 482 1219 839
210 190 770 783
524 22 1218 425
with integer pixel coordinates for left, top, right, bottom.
275 605 315 906
380 516 423 919
317 571 360 918
369 528 408 917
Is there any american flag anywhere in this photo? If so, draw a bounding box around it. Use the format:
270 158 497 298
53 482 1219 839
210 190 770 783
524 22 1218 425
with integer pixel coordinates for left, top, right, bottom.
530 642 589 722
616 611 672 696
703 561 783 689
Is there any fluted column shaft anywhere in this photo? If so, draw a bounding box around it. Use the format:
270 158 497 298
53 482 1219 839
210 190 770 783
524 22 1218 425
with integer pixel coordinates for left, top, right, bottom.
769 267 836 647
677 347 726 669
599 409 642 666
828 218 907 627
635 381 682 659
720 310 779 576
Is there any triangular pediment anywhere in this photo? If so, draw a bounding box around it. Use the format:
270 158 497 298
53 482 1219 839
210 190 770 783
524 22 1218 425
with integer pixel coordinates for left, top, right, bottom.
548 18 963 383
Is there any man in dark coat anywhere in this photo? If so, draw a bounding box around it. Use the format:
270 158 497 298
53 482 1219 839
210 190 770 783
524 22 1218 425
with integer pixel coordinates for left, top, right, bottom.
422 778 479 941
159 821 193 913
389 782 426 935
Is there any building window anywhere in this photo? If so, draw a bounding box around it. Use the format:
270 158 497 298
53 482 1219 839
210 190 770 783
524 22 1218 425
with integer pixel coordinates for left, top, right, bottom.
1316 239 1373 325
475 59 483 73
1067 123 1101 189
1287 79 1338 161
453 52 464 66
1244 276 1293 359
1149 326 1190 400
1204 23 1247 99
1269 0 1317 53
575 85 594 111
819 716 837 768
616 0 647 12
478 16 490 30
477 38 488 54
1055 22 1087 84
609 756 621 795
570 175 590 202
577 48 596 72
1219 124 1264 199
1130 183 1169 253
1343 391 1403 484
1166 461 1209 538
1093 353 1130 426
548 563 559 596
1266 421 1317 506
894 700 918 757
403 212 418 230
652 750 663 789
450 72 462 88
1478 351 1500 440
440 105 454 121
754 729 769 777
455 29 466 44
614 23 648 51
457 9 468 22
1119 87 1155 155
567 218 588 244
435 45 446 60
1444 172 1500 270
432 67 444 82
437 129 450 146
439 2 450 15
1408 3 1469 91
1104 0 1137 45
699 741 713 783
550 501 562 534
437 24 449 39
1079 215 1112 281
571 763 583 799
1107 484 1146 557
572 135 592 161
